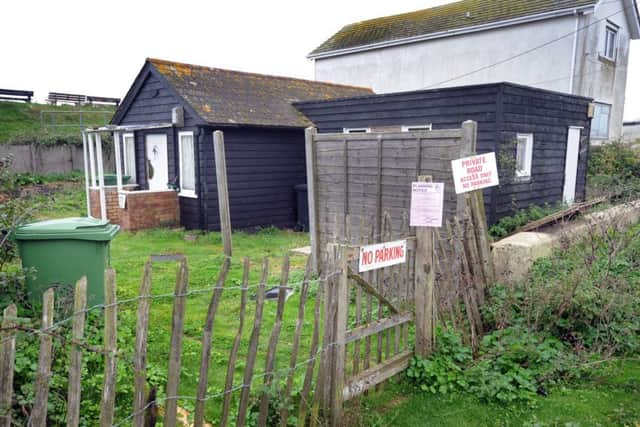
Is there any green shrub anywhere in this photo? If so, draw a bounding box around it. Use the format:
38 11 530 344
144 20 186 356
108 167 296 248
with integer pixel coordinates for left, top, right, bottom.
486 222 640 355
407 327 580 405
588 141 640 198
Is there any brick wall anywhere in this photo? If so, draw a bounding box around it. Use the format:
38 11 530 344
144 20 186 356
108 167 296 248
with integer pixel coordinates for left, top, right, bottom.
119 190 180 231
89 185 137 223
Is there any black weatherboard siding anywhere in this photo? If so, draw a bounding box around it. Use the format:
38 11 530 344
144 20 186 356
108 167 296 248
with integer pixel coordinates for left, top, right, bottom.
295 82 592 224
198 127 306 231
111 58 372 231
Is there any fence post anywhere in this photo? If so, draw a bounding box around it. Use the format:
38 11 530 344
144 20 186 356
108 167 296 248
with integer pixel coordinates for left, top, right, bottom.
414 175 436 358
164 258 189 427
213 130 233 257
0 304 17 427
100 269 118 427
457 121 478 217
31 288 55 427
66 277 87 427
305 127 320 273
330 244 349 426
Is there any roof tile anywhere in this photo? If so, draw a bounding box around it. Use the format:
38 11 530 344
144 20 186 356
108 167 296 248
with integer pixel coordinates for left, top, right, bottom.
310 0 598 56
149 58 373 128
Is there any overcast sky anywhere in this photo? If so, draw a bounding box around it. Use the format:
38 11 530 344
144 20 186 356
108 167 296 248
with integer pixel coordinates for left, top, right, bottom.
1 0 638 120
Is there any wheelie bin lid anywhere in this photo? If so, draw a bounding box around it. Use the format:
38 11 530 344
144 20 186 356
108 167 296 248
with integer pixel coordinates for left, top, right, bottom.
14 217 120 241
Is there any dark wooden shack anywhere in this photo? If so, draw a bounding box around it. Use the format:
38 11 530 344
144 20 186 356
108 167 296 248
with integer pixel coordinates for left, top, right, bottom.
111 58 372 230
295 82 593 224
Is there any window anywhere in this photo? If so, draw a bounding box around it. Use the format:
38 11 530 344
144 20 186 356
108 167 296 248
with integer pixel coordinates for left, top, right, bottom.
402 124 433 132
178 131 196 197
122 133 136 183
343 128 370 134
515 133 534 179
603 24 618 60
591 103 611 139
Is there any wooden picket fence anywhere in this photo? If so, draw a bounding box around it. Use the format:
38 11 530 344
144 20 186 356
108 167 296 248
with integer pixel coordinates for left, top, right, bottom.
0 253 337 427
0 193 493 427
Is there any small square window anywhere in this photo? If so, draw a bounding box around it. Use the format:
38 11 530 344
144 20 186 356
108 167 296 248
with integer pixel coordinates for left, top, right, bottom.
515 133 534 179
343 128 370 134
603 25 618 60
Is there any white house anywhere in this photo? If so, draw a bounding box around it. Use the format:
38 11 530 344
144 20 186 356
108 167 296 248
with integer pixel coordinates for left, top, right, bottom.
309 0 640 141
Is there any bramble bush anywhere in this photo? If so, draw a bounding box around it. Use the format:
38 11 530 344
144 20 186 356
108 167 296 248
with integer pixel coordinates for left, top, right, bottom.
409 218 640 405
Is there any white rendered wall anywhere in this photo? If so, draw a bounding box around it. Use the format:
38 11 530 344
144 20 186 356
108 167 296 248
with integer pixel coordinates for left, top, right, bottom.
315 16 577 94
575 0 632 139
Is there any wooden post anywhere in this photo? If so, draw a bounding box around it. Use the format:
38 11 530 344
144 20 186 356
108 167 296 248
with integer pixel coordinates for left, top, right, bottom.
164 259 189 427
213 131 232 257
100 269 118 427
414 175 435 358
305 127 320 273
133 262 152 427
457 121 478 218
330 244 349 426
194 259 230 427
0 304 17 427
66 277 87 427
31 288 55 427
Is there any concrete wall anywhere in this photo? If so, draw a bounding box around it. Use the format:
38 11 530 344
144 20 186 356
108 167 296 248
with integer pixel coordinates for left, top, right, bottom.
0 144 114 174
315 16 576 94
574 0 632 140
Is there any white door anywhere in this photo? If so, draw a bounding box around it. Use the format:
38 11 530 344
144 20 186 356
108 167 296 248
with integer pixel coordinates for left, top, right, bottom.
563 127 582 205
145 134 169 191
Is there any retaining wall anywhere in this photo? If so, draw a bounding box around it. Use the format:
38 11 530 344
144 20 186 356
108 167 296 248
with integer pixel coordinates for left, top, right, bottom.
492 200 640 282
0 144 114 174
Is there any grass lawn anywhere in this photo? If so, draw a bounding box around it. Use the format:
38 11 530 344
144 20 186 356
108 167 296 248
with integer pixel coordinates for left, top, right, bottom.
0 101 114 144
354 359 640 426
32 183 317 423
26 184 640 425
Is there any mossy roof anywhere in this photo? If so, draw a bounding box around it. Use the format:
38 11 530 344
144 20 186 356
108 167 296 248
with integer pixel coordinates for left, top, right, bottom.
148 58 372 128
310 0 598 56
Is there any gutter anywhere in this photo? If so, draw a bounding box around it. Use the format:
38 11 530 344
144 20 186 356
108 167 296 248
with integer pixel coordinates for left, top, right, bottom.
308 4 596 59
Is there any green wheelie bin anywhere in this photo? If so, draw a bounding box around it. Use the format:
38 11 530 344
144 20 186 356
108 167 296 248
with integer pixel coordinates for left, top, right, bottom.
14 217 120 306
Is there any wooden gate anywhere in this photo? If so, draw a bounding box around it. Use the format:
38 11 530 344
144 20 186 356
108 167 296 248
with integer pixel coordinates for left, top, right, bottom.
320 206 436 425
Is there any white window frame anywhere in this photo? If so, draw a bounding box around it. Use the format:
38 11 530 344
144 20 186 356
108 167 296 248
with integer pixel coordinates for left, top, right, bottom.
122 133 136 184
401 124 433 132
343 127 371 134
602 22 618 61
591 102 611 139
515 133 534 180
178 131 197 198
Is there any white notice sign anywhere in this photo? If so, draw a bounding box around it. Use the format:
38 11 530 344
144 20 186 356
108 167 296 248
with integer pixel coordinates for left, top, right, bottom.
410 182 444 227
451 152 499 194
358 240 407 273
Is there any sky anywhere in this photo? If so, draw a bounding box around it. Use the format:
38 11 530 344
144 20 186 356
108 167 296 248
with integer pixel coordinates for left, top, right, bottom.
1 0 639 120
